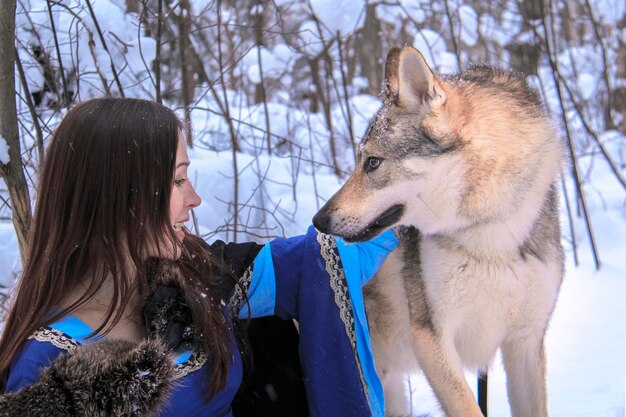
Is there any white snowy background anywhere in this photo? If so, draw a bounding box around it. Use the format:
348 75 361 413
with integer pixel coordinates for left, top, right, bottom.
1 0 624 416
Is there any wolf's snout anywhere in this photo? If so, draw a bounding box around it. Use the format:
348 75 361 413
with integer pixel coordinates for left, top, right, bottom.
312 209 332 234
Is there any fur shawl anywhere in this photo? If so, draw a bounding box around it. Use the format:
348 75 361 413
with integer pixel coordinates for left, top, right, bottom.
0 262 189 417
0 338 175 417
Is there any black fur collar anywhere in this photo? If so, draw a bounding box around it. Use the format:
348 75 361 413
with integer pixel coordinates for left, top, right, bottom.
144 260 197 353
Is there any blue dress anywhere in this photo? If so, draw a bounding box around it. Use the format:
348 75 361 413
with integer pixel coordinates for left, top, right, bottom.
7 314 240 416
6 226 399 417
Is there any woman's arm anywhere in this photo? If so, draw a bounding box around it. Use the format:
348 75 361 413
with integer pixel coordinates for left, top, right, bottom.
266 225 399 417
233 226 399 320
206 227 399 416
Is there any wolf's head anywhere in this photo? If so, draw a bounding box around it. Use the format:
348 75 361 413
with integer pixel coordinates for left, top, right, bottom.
313 46 562 243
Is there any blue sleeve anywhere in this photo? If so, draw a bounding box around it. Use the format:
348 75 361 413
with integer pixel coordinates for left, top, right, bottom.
335 228 399 285
240 226 399 320
238 243 277 318
5 340 64 393
266 226 398 416
238 233 305 319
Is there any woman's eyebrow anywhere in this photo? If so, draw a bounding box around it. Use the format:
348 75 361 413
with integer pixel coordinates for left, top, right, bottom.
176 161 190 169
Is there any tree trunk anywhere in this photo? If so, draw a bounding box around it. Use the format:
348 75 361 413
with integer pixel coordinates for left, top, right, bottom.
0 0 32 263
125 0 139 14
355 3 382 95
509 0 542 75
178 0 193 147
615 19 626 134
253 0 266 105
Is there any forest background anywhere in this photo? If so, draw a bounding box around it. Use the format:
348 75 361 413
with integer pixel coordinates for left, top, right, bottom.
0 0 624 415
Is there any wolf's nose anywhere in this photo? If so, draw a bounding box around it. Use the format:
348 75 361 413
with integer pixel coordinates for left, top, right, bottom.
312 211 331 234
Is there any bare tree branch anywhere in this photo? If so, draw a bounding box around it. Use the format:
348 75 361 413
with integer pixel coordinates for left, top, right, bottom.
14 49 44 163
46 0 70 107
540 0 600 269
85 0 125 96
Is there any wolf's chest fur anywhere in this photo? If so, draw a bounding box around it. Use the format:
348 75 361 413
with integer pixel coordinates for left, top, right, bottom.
365 221 562 375
418 235 559 369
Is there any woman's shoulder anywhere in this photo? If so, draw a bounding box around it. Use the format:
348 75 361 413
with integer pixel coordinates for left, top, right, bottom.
5 330 70 392
6 320 207 394
5 312 99 393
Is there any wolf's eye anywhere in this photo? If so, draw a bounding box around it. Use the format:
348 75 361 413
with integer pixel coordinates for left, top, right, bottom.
365 156 382 172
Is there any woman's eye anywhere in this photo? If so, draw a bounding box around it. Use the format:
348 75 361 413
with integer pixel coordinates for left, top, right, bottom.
366 156 381 171
174 178 187 187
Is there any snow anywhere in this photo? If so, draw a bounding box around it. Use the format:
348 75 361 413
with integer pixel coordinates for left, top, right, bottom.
377 2 426 25
413 29 449 71
3 0 625 415
480 13 513 47
500 7 523 36
187 144 343 242
0 136 9 165
243 45 293 84
458 5 478 47
14 0 157 100
296 20 326 57
0 223 19 287
438 51 460 75
478 14 499 43
309 0 366 36
590 0 626 26
577 73 598 101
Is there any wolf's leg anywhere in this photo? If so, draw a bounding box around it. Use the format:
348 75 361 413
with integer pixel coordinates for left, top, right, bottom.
365 249 416 416
501 336 548 417
369 325 414 417
410 327 484 417
379 367 410 417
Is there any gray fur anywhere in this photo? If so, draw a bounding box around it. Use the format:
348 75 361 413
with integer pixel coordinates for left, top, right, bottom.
0 339 175 417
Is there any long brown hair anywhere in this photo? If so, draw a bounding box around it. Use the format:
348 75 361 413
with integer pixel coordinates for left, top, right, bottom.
0 98 232 397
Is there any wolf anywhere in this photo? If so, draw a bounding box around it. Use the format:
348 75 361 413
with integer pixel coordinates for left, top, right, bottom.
313 45 564 417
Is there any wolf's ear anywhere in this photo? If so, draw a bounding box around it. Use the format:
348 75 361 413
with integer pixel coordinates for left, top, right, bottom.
383 47 402 100
384 46 445 110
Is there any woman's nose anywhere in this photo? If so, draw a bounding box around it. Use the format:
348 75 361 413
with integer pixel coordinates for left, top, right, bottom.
188 184 201 208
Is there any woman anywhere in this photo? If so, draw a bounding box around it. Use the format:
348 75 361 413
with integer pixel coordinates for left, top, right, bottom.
0 98 398 416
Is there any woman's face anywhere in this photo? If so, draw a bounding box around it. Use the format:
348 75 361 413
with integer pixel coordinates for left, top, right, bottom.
166 135 201 258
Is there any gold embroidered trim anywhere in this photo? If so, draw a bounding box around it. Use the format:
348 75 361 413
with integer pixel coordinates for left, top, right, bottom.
30 326 206 379
29 328 80 353
228 265 253 317
316 232 369 403
173 349 208 379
